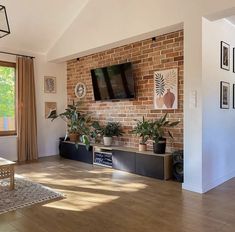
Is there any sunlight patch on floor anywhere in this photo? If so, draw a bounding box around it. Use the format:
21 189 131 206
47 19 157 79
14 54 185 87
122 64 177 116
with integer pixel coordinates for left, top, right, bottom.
43 189 120 212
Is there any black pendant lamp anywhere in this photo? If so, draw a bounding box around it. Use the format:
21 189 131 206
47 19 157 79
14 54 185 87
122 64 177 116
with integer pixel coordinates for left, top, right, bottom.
0 5 10 38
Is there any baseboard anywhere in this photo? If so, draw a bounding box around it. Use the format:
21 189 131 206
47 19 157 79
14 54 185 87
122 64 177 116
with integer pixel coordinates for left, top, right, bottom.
182 183 204 194
202 170 235 193
38 153 58 158
182 170 235 194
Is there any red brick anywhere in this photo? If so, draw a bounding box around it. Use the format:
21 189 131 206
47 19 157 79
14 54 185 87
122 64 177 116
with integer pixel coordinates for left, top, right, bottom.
67 30 184 151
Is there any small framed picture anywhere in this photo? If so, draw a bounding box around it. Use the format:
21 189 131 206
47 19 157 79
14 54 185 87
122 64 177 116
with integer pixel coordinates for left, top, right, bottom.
75 82 86 98
220 81 230 109
233 48 235 73
44 76 56 93
233 84 235 108
221 41 230 71
45 102 57 119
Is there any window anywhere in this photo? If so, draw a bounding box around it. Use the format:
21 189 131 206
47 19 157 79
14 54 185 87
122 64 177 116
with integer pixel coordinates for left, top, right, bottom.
0 61 16 136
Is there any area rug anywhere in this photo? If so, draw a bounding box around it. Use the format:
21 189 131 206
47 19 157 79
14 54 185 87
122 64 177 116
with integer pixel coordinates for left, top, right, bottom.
0 176 64 214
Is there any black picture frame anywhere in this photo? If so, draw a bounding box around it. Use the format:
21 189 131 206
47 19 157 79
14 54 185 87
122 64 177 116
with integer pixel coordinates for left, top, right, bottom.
220 41 230 71
233 84 235 109
233 48 235 73
220 81 230 109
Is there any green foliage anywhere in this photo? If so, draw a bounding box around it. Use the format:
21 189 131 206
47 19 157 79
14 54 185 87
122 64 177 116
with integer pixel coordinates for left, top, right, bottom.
131 116 151 145
0 66 15 117
49 101 87 133
48 101 92 148
149 113 180 143
155 73 165 97
92 121 124 138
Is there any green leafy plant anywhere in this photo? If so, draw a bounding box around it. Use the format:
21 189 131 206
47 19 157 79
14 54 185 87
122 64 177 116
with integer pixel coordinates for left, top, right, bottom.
48 101 91 148
131 116 151 145
149 113 179 143
155 73 165 97
92 121 124 138
49 101 81 132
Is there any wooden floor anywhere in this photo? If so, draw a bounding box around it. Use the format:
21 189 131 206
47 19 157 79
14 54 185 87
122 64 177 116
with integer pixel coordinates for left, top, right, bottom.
1 156 235 232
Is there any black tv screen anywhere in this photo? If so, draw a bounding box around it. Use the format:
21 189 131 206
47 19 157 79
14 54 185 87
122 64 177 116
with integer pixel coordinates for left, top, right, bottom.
91 62 135 101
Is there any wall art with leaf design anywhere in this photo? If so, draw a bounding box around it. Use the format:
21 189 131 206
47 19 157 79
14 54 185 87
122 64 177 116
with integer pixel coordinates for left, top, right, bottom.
154 68 178 109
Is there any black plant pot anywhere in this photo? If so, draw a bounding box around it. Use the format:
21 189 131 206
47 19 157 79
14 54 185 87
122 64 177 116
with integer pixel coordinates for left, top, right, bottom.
153 138 166 154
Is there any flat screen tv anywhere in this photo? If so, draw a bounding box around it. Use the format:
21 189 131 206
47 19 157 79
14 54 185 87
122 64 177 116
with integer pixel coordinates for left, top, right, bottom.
91 62 135 101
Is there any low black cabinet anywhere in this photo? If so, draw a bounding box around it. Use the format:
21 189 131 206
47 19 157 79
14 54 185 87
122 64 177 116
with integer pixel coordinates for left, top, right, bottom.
113 150 136 173
59 141 93 164
135 153 164 180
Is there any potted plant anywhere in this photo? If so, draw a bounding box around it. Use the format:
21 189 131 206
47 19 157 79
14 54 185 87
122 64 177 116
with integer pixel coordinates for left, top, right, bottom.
149 113 179 154
48 101 88 142
92 121 123 146
131 116 151 151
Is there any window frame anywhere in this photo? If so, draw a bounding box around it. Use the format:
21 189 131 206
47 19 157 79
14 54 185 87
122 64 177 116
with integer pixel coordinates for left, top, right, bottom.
0 60 17 136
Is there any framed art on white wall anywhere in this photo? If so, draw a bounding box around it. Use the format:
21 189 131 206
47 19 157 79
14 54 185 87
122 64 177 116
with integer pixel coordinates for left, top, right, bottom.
45 102 57 119
233 84 235 109
233 48 235 73
44 76 56 93
220 41 230 71
220 81 230 109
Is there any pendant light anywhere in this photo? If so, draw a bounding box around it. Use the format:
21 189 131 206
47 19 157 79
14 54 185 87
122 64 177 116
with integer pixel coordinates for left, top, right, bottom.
0 5 10 38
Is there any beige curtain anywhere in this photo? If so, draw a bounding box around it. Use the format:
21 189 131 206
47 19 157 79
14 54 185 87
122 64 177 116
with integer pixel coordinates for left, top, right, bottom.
17 57 38 162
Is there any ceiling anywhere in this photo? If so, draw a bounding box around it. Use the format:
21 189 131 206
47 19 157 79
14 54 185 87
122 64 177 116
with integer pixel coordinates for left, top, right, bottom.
0 0 89 54
226 15 235 26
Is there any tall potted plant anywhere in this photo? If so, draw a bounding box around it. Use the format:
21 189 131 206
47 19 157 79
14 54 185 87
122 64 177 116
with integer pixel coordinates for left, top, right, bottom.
131 116 151 151
149 113 179 154
92 121 123 146
48 101 87 142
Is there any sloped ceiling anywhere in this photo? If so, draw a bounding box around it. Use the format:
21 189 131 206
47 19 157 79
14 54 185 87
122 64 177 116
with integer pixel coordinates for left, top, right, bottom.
226 15 235 25
0 0 89 54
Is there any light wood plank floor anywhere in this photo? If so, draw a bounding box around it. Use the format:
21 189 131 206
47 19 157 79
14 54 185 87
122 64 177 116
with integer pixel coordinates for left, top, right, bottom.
1 156 235 232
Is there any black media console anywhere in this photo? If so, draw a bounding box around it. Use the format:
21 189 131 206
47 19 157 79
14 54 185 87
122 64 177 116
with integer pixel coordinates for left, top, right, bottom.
59 141 172 180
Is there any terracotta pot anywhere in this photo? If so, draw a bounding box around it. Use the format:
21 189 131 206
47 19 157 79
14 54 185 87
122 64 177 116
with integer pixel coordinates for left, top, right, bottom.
103 136 112 146
153 138 166 154
163 89 175 108
139 144 147 152
69 133 79 142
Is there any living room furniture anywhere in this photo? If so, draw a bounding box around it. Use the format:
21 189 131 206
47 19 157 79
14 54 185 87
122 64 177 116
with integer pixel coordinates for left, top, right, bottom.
0 157 15 190
59 141 93 164
59 141 172 180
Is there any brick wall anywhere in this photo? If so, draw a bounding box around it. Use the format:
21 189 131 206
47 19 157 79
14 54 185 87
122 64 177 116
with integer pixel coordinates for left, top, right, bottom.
67 30 184 152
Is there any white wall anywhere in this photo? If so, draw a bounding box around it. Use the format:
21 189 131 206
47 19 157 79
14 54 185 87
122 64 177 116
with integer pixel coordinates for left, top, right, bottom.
47 0 235 193
34 54 67 158
202 18 235 192
0 52 67 161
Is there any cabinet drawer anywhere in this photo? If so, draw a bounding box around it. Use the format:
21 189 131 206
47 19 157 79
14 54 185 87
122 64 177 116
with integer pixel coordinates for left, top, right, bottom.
135 153 164 179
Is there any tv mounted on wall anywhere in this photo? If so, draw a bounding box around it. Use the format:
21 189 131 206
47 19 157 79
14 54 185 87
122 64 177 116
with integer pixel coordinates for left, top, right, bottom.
91 62 135 101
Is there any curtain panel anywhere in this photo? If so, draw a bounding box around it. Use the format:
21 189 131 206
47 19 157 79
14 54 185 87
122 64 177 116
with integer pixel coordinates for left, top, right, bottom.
17 57 38 162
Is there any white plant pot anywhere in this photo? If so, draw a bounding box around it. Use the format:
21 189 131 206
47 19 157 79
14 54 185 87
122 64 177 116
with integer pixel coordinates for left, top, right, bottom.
103 137 112 146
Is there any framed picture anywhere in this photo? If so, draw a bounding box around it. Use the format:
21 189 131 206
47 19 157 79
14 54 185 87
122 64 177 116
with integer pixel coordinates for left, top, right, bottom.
220 41 230 71
75 82 86 98
44 76 56 93
233 84 235 108
233 48 235 73
154 68 178 109
220 81 230 109
45 102 57 119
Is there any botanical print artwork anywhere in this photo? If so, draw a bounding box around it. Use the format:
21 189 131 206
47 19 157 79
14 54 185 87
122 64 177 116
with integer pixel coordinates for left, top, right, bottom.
154 68 178 109
44 76 56 93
